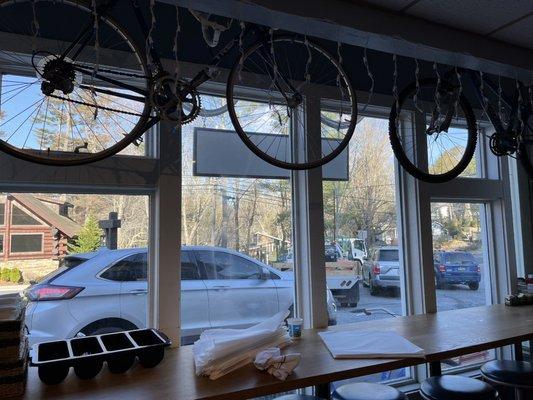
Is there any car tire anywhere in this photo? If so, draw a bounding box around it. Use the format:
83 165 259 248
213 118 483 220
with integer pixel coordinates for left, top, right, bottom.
468 282 479 291
369 278 379 296
435 275 443 290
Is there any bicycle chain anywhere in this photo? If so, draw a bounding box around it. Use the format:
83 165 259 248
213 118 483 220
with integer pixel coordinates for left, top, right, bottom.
48 94 145 117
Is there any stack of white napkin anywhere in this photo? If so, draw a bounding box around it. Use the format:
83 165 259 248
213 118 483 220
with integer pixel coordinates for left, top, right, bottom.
254 347 301 380
193 311 292 380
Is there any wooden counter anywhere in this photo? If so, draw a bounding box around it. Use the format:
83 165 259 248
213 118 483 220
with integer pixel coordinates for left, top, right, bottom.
23 304 533 400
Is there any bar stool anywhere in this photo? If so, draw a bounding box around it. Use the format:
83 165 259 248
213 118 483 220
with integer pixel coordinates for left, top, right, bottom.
275 395 325 400
481 360 533 400
332 382 407 400
420 375 499 400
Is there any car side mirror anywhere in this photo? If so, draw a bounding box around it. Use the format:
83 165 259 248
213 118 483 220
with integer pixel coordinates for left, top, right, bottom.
261 267 270 280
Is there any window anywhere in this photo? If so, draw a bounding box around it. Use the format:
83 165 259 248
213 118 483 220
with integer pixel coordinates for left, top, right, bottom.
0 234 3 253
323 115 409 385
197 251 263 280
101 253 148 282
0 203 4 225
431 202 494 370
10 234 43 253
181 92 294 342
181 251 200 280
11 204 41 225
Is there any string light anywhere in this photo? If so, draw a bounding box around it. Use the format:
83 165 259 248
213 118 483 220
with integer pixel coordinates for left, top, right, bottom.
516 78 524 132
361 48 374 113
433 61 442 117
91 0 100 77
336 32 344 131
479 71 489 117
413 58 422 113
304 35 312 84
31 0 39 53
497 75 503 123
454 66 462 119
237 21 245 83
147 0 156 67
392 54 399 126
173 3 181 80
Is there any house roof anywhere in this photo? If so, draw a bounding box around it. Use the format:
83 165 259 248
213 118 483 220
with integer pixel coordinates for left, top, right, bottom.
10 194 81 238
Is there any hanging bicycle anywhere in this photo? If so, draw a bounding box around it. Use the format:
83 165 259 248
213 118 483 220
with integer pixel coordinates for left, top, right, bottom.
0 0 357 169
388 66 533 183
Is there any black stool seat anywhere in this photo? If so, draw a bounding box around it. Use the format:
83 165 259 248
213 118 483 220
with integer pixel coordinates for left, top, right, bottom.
332 382 407 400
275 395 324 400
481 360 533 388
421 376 498 400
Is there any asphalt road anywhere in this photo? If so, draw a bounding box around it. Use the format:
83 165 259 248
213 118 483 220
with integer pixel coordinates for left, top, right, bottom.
335 273 488 326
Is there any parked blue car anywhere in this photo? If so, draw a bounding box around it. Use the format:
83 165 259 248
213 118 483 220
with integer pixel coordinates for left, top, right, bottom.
433 251 481 290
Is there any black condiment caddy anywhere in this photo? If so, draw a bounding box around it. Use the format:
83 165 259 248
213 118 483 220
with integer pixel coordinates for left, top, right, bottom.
30 328 171 384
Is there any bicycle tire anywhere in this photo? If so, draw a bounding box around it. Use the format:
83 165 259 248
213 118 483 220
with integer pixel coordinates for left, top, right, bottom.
226 35 357 170
0 0 152 166
389 78 478 183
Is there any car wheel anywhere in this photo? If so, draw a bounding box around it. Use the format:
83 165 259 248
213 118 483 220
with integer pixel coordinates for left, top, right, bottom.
369 277 379 296
435 275 443 290
468 282 479 291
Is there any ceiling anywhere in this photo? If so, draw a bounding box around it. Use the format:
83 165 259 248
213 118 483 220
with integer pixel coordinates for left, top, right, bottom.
359 0 533 50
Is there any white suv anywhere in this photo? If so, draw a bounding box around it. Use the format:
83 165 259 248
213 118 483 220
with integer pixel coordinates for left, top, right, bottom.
25 246 337 346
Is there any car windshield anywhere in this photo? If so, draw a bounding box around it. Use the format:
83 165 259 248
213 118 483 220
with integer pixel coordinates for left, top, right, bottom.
378 249 399 261
443 253 476 264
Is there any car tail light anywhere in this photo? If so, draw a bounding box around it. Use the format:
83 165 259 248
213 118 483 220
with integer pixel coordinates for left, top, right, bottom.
25 284 84 301
438 264 446 272
372 263 380 275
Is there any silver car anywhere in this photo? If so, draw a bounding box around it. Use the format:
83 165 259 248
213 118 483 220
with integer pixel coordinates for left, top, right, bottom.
25 246 337 346
362 246 400 295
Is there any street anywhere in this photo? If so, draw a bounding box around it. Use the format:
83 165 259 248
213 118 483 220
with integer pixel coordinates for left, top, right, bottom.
335 273 488 325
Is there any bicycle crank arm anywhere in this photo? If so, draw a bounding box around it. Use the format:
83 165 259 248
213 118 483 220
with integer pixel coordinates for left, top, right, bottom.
189 67 220 89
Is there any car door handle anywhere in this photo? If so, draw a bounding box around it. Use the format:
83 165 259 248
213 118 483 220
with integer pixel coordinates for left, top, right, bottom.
128 289 147 295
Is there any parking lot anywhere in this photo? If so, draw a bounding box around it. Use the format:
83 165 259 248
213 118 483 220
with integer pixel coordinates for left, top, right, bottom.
335 274 488 325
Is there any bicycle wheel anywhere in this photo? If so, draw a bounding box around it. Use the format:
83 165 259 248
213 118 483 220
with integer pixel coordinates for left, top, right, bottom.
0 0 151 165
389 78 478 183
226 35 357 170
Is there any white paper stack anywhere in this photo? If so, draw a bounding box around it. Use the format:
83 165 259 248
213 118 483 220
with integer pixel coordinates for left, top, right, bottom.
193 311 291 380
319 330 424 359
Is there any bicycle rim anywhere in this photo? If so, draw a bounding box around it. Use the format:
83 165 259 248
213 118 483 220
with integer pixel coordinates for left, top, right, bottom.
226 35 357 170
389 78 478 183
0 0 151 165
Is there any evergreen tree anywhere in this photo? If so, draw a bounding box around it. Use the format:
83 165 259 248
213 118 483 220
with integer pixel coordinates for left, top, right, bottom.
69 215 102 253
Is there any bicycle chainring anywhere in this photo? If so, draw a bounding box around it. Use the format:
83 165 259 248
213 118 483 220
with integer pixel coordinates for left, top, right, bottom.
150 76 201 123
489 132 518 156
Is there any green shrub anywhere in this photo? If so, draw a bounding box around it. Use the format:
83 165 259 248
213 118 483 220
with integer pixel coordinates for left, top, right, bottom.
0 267 23 283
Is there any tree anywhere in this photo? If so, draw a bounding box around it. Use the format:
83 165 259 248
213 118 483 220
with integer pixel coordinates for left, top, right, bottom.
430 146 477 176
69 215 102 253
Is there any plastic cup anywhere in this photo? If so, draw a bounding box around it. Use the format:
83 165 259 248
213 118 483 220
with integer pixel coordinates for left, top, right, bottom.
287 317 303 339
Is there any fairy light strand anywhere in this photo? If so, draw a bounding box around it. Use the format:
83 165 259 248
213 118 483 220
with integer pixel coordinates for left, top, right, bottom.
517 78 524 132
147 0 156 67
92 0 100 77
413 58 422 113
361 48 375 113
433 61 442 117
304 35 312 84
392 54 399 126
454 66 462 119
173 3 181 80
31 0 39 53
237 21 245 83
497 75 503 123
336 34 344 131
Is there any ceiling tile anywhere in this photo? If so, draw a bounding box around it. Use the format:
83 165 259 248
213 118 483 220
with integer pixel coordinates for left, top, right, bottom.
406 0 533 35
491 14 533 50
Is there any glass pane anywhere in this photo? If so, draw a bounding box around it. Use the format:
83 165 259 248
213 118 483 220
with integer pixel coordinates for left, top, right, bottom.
180 93 295 346
323 115 409 385
0 234 3 253
11 204 42 225
431 202 494 370
428 127 478 178
10 234 42 253
0 193 150 349
0 203 4 225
